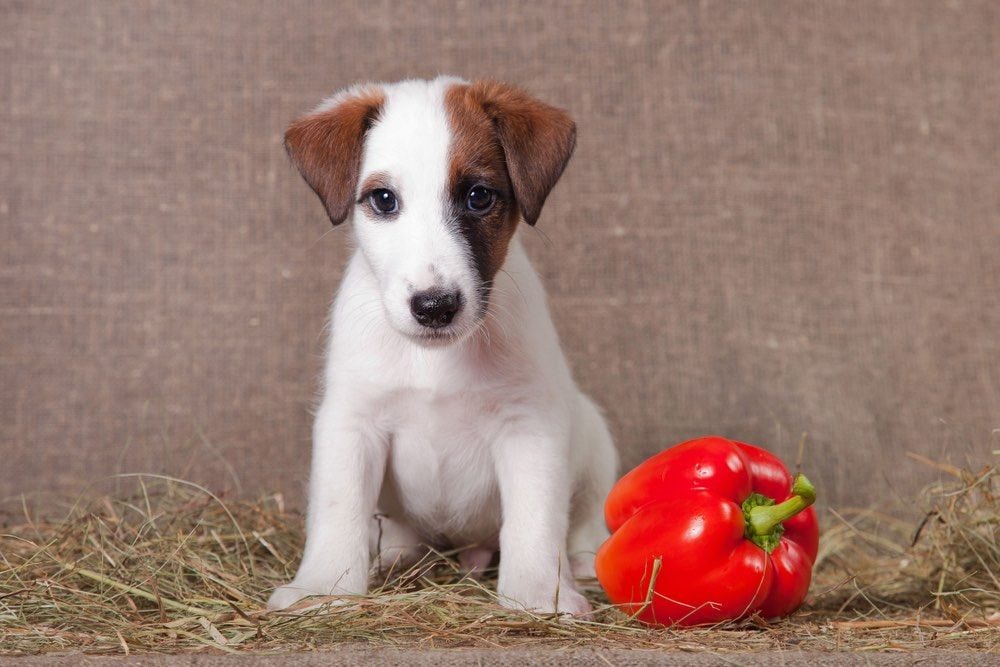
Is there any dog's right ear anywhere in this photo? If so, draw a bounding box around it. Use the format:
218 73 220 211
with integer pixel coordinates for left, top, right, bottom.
464 81 577 226
284 86 385 225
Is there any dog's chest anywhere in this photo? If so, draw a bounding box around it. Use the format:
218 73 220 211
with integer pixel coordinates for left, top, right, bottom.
379 385 504 544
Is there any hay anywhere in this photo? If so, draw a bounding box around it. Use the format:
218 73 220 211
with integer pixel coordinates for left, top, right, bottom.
1 461 997 657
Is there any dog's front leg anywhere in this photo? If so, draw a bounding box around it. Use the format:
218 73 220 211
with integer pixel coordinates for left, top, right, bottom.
493 427 591 616
267 402 387 610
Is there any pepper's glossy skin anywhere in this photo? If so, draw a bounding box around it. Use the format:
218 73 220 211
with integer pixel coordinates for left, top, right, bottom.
595 436 819 626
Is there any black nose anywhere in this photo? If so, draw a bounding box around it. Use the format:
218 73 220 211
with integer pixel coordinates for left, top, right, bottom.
410 290 461 329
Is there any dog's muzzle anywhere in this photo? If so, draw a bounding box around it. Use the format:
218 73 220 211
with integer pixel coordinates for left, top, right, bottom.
410 289 462 329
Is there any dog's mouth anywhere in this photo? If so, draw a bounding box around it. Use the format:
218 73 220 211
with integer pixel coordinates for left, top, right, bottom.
404 313 485 347
416 330 452 341
407 326 466 347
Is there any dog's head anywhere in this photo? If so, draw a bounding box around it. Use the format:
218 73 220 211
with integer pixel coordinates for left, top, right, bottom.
284 77 576 346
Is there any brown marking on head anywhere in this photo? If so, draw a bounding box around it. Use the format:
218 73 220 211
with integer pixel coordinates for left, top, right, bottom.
457 81 576 226
284 86 386 225
359 170 392 194
444 81 577 286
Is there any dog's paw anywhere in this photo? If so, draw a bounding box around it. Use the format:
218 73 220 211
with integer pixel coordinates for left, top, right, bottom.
267 582 316 610
266 578 363 611
498 581 593 617
552 587 594 617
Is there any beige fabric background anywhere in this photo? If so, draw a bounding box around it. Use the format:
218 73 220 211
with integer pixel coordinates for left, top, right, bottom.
2 1 997 511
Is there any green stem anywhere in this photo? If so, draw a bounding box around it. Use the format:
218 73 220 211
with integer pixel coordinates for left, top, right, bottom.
748 474 816 536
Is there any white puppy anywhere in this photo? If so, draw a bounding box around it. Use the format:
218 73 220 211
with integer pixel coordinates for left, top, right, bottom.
268 77 618 615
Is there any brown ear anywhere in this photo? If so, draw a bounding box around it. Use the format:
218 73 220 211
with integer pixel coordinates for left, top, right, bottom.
468 81 576 225
284 86 385 225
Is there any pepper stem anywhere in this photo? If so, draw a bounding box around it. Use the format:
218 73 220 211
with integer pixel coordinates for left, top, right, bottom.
743 474 816 553
748 474 816 536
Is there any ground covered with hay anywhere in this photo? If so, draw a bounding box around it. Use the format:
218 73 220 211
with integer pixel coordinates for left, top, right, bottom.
1 461 996 658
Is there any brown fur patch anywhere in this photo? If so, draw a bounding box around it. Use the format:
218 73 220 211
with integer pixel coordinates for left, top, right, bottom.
359 171 392 194
455 81 576 226
444 81 576 286
445 84 519 284
284 87 385 225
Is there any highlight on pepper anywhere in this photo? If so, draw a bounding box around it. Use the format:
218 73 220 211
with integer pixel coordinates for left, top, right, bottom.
594 435 820 626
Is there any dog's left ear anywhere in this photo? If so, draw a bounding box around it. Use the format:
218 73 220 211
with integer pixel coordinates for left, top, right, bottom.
471 81 576 226
284 85 385 225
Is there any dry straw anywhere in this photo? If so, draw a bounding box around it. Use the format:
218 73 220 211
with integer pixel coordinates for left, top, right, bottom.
1 459 996 656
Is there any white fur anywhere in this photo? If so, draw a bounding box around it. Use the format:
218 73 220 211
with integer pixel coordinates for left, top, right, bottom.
268 77 618 616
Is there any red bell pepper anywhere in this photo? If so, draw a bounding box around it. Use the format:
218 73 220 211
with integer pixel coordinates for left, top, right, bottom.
595 436 819 626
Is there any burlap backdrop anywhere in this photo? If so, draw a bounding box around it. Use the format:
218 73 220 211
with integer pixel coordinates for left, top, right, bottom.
2 1 997 512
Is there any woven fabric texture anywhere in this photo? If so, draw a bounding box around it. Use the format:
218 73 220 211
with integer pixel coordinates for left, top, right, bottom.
2 1 998 509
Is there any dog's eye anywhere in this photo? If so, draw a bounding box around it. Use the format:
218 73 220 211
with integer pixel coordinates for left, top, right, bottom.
466 185 495 213
369 189 398 214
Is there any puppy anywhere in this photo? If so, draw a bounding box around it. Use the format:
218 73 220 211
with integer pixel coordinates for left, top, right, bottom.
268 77 618 615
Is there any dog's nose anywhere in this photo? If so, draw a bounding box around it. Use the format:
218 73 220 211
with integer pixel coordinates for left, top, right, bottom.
410 290 461 328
